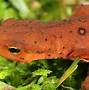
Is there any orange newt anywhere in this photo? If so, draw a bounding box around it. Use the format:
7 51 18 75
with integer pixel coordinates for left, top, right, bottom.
0 4 89 90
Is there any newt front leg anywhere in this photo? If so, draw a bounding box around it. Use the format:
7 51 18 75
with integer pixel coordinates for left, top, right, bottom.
68 48 89 62
81 66 89 90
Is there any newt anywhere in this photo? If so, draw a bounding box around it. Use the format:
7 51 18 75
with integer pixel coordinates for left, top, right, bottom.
0 4 89 90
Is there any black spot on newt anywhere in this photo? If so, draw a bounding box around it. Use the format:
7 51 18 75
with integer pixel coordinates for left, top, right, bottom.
63 47 65 49
69 30 72 33
45 38 47 41
48 54 51 57
3 30 6 32
59 52 62 54
78 27 86 35
53 35 57 38
34 41 37 43
20 57 24 60
60 36 62 38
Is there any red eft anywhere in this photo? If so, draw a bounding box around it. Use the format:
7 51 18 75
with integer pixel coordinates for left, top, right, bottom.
0 4 89 90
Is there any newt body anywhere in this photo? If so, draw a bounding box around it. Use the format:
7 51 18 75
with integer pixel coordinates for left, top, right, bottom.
0 15 89 63
0 4 89 90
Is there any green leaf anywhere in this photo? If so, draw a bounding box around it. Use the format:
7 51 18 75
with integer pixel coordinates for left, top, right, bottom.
57 58 81 88
42 76 58 90
32 69 52 77
0 69 14 79
30 84 42 90
9 0 36 19
16 86 29 90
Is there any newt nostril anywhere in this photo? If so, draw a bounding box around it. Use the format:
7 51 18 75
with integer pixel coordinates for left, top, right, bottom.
8 46 21 55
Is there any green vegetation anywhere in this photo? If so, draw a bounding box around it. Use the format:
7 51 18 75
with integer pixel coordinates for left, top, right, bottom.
0 0 88 90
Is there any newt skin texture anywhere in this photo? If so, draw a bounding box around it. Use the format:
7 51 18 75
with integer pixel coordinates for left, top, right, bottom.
0 16 89 63
0 4 89 90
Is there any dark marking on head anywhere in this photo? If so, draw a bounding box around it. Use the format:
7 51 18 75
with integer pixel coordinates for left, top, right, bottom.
17 60 20 62
20 57 24 60
78 27 86 35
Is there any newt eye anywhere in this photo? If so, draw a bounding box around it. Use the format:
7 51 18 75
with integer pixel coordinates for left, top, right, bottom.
8 46 21 55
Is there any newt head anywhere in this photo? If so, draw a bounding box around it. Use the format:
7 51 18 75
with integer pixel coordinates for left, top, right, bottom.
0 19 57 63
0 19 47 63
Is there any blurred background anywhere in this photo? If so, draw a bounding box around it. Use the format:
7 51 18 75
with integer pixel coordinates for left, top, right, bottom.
0 0 89 22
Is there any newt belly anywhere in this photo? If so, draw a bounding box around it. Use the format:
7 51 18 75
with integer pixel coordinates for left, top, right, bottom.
0 4 89 90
